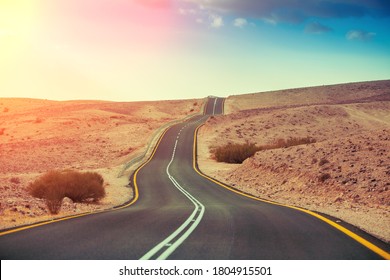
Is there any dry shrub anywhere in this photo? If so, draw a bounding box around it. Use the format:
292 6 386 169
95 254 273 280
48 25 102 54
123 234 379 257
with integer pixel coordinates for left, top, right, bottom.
318 173 331 182
65 171 105 203
319 158 330 166
46 199 62 214
215 142 258 164
29 170 105 214
214 137 316 164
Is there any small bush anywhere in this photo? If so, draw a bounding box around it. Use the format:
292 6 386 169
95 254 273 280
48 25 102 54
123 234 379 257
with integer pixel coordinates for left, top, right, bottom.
29 170 105 214
215 142 259 163
214 137 316 164
65 171 105 202
46 199 62 214
318 173 331 182
318 158 330 166
46 198 62 215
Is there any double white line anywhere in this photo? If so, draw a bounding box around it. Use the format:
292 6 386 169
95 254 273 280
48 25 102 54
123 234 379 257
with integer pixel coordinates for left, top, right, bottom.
212 98 218 115
140 139 205 260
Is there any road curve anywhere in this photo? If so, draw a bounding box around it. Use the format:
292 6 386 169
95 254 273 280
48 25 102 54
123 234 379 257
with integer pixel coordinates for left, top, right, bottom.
0 97 389 259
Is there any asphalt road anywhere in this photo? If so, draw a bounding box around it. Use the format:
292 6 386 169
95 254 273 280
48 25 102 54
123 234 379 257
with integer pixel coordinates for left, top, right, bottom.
0 97 388 259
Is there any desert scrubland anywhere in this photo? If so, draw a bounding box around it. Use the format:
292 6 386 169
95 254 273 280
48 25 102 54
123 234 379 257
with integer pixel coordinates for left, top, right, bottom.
198 80 390 242
1 81 389 244
0 98 202 229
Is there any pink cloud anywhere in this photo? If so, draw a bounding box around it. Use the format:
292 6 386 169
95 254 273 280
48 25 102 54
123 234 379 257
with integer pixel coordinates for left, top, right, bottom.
42 0 177 48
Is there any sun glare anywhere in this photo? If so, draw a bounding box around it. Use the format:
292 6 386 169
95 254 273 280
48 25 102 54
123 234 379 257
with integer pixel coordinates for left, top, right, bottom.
0 0 40 33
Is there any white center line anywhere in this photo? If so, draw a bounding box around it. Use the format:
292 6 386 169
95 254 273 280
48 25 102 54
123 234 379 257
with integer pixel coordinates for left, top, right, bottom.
212 98 218 115
140 133 205 260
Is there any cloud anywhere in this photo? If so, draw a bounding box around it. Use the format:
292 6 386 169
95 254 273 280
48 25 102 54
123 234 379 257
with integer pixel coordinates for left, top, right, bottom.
180 0 390 23
305 22 333 34
178 8 197 16
346 30 376 41
210 14 224 28
262 15 278 25
233 18 248 28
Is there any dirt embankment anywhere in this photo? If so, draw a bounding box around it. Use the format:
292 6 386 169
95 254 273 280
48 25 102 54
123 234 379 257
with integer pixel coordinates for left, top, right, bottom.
0 98 203 229
198 80 390 243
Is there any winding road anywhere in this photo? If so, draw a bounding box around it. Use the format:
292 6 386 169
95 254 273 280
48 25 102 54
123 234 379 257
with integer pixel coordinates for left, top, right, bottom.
0 97 389 259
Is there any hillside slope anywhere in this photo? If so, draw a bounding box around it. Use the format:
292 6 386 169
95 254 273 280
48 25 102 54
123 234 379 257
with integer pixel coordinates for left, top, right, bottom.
198 80 390 242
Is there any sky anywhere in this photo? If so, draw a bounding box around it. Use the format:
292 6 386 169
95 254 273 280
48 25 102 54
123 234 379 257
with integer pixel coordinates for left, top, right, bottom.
1 0 390 101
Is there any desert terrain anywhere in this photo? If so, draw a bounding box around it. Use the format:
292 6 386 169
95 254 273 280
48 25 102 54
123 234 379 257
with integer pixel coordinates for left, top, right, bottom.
0 98 203 229
197 80 390 243
1 81 389 245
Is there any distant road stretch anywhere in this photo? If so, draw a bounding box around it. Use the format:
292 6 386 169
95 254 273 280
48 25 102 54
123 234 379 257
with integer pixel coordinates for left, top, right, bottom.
0 97 389 259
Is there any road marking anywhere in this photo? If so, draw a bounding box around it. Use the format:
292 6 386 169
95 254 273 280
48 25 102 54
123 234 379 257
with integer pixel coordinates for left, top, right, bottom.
0 212 93 237
192 121 390 260
140 138 205 260
212 98 217 115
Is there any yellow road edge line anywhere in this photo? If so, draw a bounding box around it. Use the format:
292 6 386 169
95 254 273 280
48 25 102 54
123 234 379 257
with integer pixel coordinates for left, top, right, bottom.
0 127 171 238
193 123 390 260
116 126 170 211
0 212 92 237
